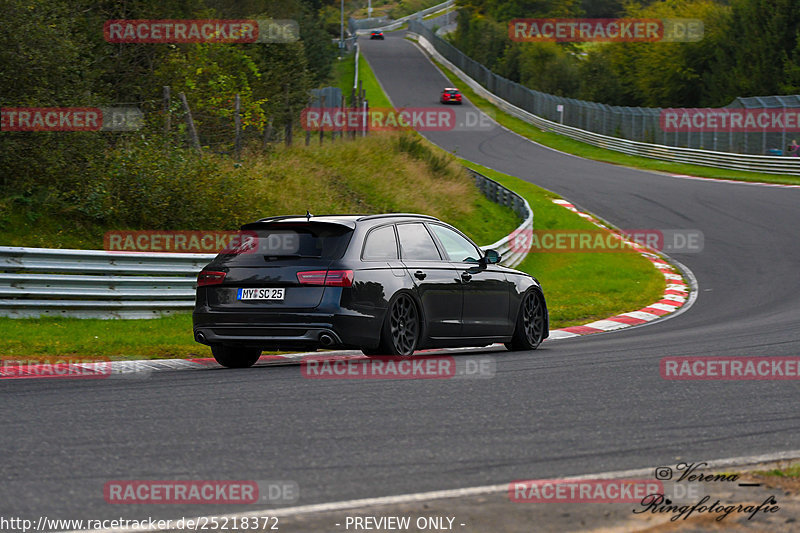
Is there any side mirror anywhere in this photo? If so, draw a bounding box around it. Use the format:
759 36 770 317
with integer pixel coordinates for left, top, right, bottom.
484 249 501 264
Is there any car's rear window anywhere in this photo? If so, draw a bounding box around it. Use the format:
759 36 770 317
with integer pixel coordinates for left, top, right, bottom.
215 224 353 265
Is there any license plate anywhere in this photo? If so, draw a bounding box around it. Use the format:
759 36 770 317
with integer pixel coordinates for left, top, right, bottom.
237 288 285 301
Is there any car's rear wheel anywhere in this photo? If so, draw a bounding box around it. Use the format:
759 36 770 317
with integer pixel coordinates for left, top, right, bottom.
505 290 545 351
377 292 420 356
211 345 262 368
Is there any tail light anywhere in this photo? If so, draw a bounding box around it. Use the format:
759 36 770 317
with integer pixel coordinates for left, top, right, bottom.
297 270 354 287
198 270 226 286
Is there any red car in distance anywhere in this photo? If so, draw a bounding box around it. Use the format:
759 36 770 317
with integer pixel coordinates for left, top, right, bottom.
440 88 462 105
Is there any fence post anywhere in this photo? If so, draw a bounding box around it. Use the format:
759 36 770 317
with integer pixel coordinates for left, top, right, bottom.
262 118 273 149
350 86 358 139
234 94 242 159
319 94 326 145
340 94 346 141
285 84 293 147
363 99 369 136
305 95 312 146
162 86 171 136
178 92 201 153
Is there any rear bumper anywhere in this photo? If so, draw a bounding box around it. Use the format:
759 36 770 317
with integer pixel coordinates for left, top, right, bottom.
192 307 384 351
193 324 344 350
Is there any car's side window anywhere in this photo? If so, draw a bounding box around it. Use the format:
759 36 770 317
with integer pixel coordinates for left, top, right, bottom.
397 223 442 261
429 224 481 263
362 225 398 260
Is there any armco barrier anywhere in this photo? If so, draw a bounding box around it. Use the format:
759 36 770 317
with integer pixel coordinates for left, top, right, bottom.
351 0 454 34
0 248 210 318
409 21 800 176
0 171 532 319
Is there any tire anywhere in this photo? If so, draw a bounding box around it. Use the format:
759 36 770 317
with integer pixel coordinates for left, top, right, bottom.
376 292 421 356
505 290 545 351
211 345 262 368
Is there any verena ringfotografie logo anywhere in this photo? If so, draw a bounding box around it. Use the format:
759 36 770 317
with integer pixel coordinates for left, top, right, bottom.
1 357 111 379
301 355 495 380
509 229 703 253
104 230 257 253
661 108 800 132
103 19 298 43
104 480 299 504
509 18 703 42
301 107 495 132
509 479 664 503
661 357 800 380
1 107 143 132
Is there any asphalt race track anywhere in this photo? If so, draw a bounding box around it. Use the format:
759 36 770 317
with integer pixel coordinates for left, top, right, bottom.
2 31 799 528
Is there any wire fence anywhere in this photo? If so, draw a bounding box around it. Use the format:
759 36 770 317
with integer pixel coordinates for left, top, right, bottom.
411 20 800 156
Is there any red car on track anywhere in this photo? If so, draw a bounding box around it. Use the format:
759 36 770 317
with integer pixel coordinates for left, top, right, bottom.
440 88 462 105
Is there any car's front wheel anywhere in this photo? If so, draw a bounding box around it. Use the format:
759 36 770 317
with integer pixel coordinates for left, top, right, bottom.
505 290 545 351
211 345 262 368
377 292 420 356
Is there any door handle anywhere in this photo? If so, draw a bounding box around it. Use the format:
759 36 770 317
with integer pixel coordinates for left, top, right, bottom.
414 271 427 280
461 272 472 282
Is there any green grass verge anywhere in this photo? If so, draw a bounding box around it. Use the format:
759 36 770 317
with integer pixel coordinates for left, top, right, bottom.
459 160 666 328
421 45 800 186
358 52 393 108
330 47 393 109
332 51 355 102
754 463 800 478
0 315 201 359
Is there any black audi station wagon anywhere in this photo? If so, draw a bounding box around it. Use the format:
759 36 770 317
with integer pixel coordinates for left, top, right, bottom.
193 214 548 367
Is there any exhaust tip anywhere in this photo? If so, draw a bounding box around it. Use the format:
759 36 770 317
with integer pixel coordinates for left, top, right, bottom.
319 334 334 347
195 331 206 344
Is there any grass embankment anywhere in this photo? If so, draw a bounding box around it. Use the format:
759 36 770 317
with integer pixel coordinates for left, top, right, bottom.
421 45 800 186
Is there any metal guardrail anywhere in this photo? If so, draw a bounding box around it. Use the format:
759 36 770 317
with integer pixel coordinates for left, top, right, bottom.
0 171 532 318
409 22 800 175
0 248 212 318
354 42 359 90
471 170 533 269
352 0 454 34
